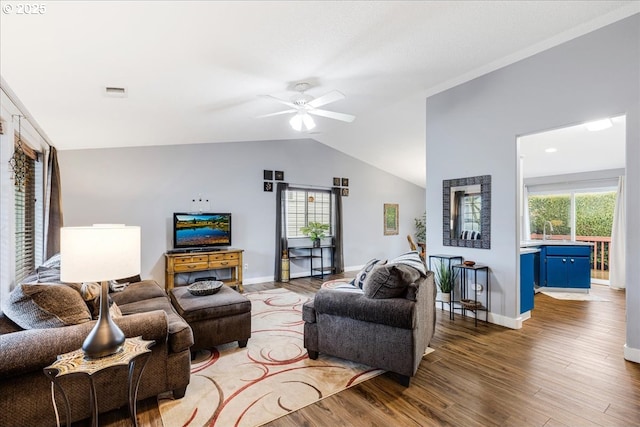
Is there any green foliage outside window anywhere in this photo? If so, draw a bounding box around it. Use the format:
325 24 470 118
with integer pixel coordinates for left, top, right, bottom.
529 195 571 236
575 192 616 237
529 192 615 237
529 192 616 270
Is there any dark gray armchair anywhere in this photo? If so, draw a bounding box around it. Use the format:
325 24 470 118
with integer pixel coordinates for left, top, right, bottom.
303 270 436 386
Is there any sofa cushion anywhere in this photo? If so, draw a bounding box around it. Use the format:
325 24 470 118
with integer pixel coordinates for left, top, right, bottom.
2 283 92 329
351 258 386 289
313 289 415 329
110 280 167 306
169 286 251 323
363 264 416 299
117 296 193 353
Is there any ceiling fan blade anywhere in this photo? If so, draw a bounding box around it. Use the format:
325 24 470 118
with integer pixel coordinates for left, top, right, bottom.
259 94 297 109
308 109 356 123
256 109 296 118
308 91 345 108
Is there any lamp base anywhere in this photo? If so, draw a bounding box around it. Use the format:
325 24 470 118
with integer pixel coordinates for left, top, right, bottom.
82 281 125 359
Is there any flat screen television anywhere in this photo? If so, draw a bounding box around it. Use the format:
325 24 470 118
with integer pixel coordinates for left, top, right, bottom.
173 212 231 250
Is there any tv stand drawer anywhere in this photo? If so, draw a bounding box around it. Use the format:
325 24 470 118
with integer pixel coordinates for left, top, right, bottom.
209 259 239 269
210 253 239 262
174 255 209 264
174 261 208 272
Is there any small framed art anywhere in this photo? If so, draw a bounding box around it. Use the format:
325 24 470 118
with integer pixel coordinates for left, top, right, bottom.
383 203 399 235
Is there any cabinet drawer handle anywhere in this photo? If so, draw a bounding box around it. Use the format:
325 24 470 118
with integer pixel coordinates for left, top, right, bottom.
563 259 567 263
188 265 196 269
221 262 228 265
570 259 575 263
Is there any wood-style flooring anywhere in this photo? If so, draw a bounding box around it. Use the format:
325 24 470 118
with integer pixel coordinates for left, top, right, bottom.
91 275 639 427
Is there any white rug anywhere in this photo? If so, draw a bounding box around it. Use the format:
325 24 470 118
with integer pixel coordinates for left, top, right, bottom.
540 291 610 302
158 288 393 427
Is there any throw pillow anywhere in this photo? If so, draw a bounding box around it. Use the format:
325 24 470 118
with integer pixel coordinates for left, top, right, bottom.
21 265 62 284
2 283 93 329
388 250 426 277
81 282 120 319
362 264 408 299
41 253 62 269
351 258 386 289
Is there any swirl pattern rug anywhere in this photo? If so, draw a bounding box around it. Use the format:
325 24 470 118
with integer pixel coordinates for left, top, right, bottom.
158 288 384 427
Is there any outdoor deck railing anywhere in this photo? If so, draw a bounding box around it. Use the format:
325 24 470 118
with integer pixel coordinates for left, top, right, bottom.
529 234 611 272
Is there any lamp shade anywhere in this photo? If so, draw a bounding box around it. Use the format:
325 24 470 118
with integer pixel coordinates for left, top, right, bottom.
61 225 141 283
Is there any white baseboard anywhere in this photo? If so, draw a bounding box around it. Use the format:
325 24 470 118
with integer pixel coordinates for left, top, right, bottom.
488 312 523 329
434 303 523 330
624 344 640 364
244 275 277 285
538 287 589 293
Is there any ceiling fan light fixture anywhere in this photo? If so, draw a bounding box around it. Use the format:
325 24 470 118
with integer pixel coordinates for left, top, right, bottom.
302 113 316 130
290 113 315 131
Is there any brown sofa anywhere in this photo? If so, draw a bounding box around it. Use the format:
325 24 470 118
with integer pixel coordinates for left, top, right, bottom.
0 278 193 427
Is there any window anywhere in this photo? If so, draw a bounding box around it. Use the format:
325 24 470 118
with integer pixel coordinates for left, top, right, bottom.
13 143 39 284
285 189 332 238
461 194 481 232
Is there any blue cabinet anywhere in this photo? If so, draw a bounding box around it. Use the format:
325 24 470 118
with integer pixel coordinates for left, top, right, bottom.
520 252 537 313
540 245 591 289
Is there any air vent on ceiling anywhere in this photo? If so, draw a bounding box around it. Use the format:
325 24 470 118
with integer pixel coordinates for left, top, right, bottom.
104 86 128 98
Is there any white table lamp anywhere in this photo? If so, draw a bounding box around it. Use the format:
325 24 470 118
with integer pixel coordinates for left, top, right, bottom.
61 225 141 359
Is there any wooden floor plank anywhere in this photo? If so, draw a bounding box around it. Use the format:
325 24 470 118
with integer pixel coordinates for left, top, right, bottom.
88 276 639 427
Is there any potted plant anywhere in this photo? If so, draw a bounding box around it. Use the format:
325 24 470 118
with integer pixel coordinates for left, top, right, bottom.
434 261 457 303
300 222 330 247
414 212 426 243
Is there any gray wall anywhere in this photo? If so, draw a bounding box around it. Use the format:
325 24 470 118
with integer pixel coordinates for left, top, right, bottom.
425 15 639 361
59 138 425 285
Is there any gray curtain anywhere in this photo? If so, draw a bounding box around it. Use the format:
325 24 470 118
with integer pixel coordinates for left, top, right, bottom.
451 190 464 239
44 147 63 259
274 182 289 281
332 187 344 273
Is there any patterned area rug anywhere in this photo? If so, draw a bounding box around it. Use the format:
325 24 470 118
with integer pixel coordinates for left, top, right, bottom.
158 288 385 427
540 291 611 301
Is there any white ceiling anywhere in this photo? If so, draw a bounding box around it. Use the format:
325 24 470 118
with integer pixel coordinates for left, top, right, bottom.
520 115 626 179
1 1 638 187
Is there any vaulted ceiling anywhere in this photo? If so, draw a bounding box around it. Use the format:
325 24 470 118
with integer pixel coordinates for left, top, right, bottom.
1 1 637 187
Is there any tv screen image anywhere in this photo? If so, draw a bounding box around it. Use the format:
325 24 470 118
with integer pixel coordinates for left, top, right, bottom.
173 213 231 249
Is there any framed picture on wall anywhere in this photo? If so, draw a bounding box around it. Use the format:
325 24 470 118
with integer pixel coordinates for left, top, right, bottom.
383 203 399 235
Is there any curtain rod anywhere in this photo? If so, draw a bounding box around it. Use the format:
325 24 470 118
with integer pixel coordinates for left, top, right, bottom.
287 183 335 191
1 77 53 148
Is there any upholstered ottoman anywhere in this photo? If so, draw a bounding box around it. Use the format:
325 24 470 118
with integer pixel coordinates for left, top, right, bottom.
169 285 251 352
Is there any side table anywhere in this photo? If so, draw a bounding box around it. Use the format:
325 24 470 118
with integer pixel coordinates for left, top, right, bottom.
43 336 154 427
451 264 490 326
428 254 463 312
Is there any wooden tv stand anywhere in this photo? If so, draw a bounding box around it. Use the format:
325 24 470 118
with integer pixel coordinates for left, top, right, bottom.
165 248 244 293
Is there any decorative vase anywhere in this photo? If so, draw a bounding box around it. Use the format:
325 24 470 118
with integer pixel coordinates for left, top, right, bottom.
281 250 290 282
312 238 321 248
440 292 451 303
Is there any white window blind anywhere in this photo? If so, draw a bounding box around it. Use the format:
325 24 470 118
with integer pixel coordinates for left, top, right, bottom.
285 189 332 238
14 147 38 284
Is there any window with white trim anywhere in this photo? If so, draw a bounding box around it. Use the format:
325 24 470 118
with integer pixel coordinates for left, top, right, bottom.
285 189 333 238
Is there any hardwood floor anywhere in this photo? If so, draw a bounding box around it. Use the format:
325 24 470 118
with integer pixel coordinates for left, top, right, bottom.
96 277 639 427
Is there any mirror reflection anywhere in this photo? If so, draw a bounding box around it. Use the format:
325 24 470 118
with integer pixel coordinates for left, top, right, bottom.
450 184 482 240
443 175 491 249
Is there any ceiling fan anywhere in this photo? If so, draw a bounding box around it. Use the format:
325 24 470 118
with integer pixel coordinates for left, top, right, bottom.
257 82 356 131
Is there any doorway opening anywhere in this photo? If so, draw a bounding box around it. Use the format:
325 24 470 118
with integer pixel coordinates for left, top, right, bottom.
517 114 625 288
